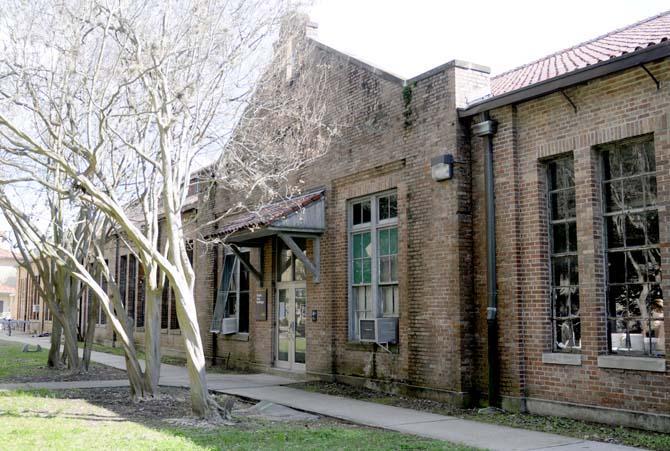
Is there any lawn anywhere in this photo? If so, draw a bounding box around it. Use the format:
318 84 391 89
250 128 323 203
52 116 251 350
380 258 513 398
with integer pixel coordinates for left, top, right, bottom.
0 388 474 451
0 340 126 383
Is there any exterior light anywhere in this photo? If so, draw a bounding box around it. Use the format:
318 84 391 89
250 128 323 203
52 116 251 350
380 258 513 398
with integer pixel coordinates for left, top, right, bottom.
431 154 454 181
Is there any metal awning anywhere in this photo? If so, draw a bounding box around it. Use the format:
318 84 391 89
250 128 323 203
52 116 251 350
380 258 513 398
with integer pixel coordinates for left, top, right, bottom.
216 189 325 283
218 189 325 243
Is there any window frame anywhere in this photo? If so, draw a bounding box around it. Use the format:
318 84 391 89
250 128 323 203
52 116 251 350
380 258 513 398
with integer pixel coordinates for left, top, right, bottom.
546 155 581 353
348 190 399 341
600 135 664 357
221 248 251 335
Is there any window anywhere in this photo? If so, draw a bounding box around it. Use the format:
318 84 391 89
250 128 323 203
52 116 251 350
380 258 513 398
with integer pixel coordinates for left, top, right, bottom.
602 136 664 356
548 157 580 351
349 191 399 339
136 264 145 328
212 250 250 334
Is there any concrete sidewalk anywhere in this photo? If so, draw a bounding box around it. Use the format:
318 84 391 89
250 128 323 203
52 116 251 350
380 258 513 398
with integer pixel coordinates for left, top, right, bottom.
0 333 642 451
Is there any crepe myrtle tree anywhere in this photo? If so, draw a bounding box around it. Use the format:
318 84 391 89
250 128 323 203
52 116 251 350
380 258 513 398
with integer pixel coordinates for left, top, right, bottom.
0 0 342 419
0 181 166 399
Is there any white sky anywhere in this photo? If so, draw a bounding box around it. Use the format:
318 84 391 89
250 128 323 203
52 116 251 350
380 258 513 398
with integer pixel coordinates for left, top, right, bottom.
310 0 670 78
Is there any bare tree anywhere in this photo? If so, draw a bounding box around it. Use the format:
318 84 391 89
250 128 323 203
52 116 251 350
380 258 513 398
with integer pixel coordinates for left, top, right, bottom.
0 0 342 418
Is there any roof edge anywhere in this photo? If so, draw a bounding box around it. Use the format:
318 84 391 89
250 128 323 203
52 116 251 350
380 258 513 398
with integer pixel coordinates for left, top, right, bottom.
309 38 405 84
459 40 670 118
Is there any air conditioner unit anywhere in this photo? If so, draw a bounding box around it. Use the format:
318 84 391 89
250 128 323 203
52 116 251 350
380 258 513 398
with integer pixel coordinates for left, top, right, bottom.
359 317 398 344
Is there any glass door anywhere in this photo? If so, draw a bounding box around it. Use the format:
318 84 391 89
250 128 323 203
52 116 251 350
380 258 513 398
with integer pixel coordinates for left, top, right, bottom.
276 282 306 371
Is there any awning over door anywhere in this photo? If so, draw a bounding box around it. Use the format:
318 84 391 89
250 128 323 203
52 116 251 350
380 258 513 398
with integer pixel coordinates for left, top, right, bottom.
210 190 325 334
218 189 325 243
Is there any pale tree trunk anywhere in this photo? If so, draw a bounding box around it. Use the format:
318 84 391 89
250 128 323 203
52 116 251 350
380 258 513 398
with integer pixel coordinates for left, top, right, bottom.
143 286 162 396
82 293 99 371
174 288 213 418
48 316 63 368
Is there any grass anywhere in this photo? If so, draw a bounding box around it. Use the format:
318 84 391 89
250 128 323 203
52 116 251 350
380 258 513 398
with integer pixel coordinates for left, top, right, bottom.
293 381 670 451
78 341 188 366
0 389 474 450
0 339 50 380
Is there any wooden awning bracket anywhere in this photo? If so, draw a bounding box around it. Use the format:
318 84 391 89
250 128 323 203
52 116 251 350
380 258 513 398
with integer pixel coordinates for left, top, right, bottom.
277 233 320 283
228 244 264 287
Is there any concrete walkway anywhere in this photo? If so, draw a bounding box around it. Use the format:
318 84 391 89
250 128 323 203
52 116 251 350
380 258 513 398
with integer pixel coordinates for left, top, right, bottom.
0 333 642 451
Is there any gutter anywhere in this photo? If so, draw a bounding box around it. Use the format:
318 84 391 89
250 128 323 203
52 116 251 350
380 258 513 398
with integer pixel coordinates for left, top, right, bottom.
472 114 499 407
460 40 670 117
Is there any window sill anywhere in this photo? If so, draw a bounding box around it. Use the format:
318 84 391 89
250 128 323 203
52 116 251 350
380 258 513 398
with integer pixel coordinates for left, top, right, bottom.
597 355 666 372
168 329 181 336
223 333 249 342
542 352 582 366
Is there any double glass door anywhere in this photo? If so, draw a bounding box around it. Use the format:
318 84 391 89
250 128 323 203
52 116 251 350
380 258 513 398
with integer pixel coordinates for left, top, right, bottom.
276 282 306 371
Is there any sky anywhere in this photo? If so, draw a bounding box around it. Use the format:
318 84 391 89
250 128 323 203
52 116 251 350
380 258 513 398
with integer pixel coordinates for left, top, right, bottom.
310 0 670 78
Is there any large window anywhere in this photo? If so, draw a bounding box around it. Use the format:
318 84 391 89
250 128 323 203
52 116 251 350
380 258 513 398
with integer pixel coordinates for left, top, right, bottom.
602 136 664 356
548 157 580 351
349 191 398 340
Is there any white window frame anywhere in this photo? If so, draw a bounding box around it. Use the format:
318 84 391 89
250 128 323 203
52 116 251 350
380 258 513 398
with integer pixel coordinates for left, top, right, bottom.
348 190 399 341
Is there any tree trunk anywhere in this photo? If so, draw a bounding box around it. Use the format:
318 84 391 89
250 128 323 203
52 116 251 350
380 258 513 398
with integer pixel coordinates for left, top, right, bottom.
82 294 99 371
48 317 63 368
143 287 162 396
174 288 217 419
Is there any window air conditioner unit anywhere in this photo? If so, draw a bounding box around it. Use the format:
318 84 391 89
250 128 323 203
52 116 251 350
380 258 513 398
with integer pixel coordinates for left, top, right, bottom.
359 317 398 344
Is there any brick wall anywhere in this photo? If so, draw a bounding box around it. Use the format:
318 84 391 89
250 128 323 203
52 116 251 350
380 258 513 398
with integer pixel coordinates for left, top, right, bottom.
470 59 670 418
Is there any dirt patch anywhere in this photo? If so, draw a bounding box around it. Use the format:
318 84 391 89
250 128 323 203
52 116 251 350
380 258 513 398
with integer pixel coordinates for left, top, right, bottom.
2 362 128 384
52 387 347 431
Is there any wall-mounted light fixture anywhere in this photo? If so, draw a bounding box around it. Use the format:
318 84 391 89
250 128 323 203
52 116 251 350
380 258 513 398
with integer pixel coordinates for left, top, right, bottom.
431 154 454 181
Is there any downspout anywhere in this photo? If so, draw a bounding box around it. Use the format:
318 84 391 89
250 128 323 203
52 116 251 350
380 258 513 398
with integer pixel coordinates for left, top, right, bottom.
472 112 499 407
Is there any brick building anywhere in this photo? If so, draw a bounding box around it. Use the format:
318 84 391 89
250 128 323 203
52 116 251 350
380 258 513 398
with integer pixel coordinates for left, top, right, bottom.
22 10 669 432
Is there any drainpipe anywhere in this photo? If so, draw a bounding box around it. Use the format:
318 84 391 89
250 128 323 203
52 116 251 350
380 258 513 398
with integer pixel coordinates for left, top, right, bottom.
472 112 499 408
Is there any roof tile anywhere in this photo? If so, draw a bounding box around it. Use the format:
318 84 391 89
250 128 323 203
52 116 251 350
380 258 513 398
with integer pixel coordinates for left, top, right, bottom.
491 11 670 96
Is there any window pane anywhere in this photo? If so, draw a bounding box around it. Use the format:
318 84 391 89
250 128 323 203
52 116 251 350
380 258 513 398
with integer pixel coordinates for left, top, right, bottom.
353 200 371 225
608 251 625 284
625 214 646 247
604 181 623 212
378 229 389 255
379 196 389 221
390 255 398 281
362 258 372 284
646 211 659 244
623 177 644 209
389 227 398 254
353 260 362 285
554 288 570 317
567 222 577 252
552 223 567 254
379 256 390 283
552 256 570 287
362 201 371 223
389 194 398 219
238 292 249 333
556 319 580 349
353 234 362 258
644 176 657 206
606 215 624 248
381 285 399 317
362 232 372 257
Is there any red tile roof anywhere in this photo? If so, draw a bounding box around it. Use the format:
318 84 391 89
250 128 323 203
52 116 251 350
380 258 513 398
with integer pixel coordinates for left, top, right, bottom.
219 190 324 236
491 11 670 96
